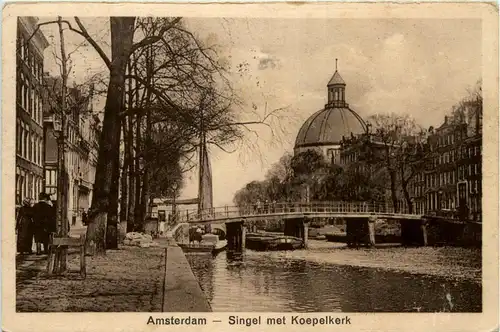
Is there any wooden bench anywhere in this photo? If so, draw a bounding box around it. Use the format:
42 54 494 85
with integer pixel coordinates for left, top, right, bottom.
46 234 86 278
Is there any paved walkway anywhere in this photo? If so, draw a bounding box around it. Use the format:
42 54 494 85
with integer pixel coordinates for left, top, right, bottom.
16 245 165 312
16 236 212 312
161 237 212 312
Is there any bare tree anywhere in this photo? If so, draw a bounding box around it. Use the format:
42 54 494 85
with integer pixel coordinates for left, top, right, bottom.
37 16 293 253
368 113 423 212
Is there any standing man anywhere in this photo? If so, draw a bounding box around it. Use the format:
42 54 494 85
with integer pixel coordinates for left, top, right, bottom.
16 198 34 254
32 193 56 255
82 209 88 226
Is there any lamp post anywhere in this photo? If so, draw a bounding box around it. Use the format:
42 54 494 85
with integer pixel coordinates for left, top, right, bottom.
52 110 67 274
171 182 179 225
53 117 67 236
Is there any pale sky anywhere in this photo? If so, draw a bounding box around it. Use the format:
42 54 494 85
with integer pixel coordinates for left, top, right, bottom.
40 17 481 207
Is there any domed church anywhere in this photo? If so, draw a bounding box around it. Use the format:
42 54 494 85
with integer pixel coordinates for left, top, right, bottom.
294 61 367 164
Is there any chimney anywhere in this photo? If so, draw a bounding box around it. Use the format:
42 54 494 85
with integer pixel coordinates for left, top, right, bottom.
444 116 448 125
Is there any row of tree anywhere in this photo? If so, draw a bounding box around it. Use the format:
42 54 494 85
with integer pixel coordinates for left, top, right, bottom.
34 16 288 256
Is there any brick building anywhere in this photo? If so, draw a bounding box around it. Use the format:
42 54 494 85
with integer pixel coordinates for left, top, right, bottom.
409 99 482 221
337 100 482 222
16 17 49 205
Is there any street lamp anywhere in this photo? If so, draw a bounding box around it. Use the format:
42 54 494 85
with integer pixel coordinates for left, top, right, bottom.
171 182 179 225
52 114 67 238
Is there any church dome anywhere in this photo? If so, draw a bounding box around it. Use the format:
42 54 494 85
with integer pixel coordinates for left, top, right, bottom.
294 62 367 154
294 107 366 148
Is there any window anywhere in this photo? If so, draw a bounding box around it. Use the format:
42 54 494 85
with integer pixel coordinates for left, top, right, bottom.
18 175 24 204
20 81 25 109
27 130 32 162
19 36 24 60
39 62 43 81
34 93 39 124
23 85 29 111
30 87 34 116
22 123 27 158
16 119 21 155
33 135 37 164
39 139 43 165
38 97 43 123
19 123 24 157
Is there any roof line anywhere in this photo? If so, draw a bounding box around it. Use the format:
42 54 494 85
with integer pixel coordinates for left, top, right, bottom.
348 107 368 132
295 141 342 148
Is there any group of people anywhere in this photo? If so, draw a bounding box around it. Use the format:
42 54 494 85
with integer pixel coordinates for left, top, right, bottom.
15 192 57 255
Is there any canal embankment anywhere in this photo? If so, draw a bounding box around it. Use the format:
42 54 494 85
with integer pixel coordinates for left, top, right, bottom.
163 236 212 312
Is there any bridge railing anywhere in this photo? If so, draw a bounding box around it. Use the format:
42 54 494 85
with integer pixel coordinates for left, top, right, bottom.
178 201 416 223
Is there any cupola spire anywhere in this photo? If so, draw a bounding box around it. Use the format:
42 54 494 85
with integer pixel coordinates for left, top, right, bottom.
327 59 347 107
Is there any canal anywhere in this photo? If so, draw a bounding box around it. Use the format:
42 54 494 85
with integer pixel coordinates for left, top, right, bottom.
186 241 481 312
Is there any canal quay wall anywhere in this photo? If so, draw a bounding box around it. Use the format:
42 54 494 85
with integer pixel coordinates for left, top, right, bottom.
163 237 212 312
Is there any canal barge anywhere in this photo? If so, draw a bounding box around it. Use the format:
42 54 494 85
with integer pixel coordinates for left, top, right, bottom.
246 233 304 251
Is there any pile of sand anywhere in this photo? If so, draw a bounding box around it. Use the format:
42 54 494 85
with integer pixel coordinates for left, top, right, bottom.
123 232 159 248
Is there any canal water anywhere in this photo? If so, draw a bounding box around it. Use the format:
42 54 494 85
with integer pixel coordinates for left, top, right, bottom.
185 241 481 312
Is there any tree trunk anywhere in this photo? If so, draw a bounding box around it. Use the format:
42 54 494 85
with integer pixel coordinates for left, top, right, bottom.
140 169 149 227
119 118 129 226
139 44 154 230
106 121 121 249
86 17 136 255
389 170 398 213
127 115 136 232
133 114 143 232
126 61 136 232
402 182 413 214
400 165 414 214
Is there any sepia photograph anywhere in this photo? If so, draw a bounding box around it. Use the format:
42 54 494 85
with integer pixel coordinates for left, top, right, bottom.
2 2 499 331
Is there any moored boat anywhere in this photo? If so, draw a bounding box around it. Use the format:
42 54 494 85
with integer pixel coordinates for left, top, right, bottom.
178 233 228 254
178 242 215 253
246 233 304 251
212 240 228 254
324 232 402 244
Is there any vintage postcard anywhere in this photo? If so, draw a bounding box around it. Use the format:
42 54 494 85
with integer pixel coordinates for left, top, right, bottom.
2 2 499 332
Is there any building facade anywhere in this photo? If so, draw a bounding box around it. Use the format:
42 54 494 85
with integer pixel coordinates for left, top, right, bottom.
16 17 49 205
411 100 482 221
43 77 99 226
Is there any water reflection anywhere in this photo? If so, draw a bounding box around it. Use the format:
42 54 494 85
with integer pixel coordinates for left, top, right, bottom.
186 248 481 312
